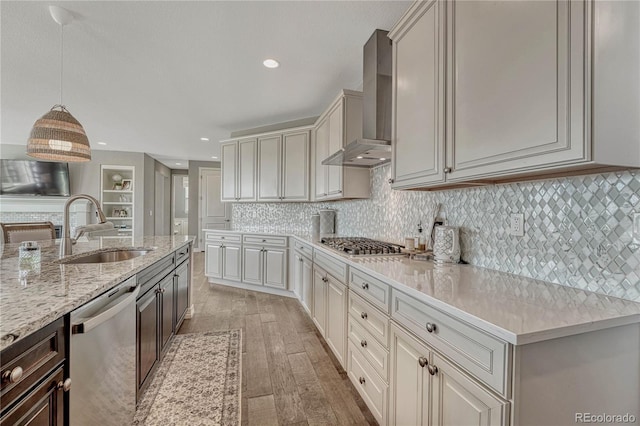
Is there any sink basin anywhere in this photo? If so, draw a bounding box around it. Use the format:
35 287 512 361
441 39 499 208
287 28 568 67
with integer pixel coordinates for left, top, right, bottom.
58 248 154 264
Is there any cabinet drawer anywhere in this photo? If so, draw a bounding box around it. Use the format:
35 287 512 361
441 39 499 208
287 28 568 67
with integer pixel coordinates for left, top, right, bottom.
314 250 347 283
138 253 175 295
175 243 190 265
347 341 388 426
348 317 389 381
293 239 313 258
391 290 509 396
205 232 241 243
349 291 389 348
243 234 288 247
350 268 390 314
1 317 66 411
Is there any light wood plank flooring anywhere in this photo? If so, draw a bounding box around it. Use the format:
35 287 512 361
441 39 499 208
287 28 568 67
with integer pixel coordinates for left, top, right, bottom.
178 253 377 426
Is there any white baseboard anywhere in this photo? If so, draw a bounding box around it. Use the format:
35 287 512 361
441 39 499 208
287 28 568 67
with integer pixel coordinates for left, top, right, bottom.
207 277 297 298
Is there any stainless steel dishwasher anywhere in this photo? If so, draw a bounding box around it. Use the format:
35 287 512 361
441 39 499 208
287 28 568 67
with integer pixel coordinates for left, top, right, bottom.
70 276 139 425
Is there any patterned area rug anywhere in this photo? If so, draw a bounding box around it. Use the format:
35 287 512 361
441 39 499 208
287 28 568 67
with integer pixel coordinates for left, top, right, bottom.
133 330 242 426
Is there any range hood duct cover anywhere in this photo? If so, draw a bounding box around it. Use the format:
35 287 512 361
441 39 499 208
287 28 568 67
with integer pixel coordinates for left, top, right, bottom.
323 29 392 168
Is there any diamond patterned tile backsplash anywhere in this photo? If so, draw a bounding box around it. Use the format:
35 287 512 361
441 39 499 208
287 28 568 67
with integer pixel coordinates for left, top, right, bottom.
232 165 640 301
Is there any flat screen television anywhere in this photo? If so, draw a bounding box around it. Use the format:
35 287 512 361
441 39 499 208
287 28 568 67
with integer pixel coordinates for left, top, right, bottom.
0 159 71 196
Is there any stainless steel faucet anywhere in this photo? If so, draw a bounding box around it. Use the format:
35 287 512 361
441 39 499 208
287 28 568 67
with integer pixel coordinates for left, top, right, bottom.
60 194 107 257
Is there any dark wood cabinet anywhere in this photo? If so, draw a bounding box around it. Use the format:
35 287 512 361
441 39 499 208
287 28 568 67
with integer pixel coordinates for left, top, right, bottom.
159 273 174 354
136 288 159 394
174 258 190 331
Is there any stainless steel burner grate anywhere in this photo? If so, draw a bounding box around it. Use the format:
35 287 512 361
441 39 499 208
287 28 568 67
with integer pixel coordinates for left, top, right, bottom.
320 237 404 256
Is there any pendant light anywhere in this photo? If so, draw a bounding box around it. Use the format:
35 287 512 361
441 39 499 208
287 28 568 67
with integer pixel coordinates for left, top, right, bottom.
27 6 91 162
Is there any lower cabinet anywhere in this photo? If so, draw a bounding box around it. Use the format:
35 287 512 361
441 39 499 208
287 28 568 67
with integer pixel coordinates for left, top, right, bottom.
312 267 328 336
326 277 347 366
242 246 287 289
301 256 313 315
137 286 159 392
390 324 509 426
205 243 242 282
347 342 388 425
159 273 174 354
174 258 190 331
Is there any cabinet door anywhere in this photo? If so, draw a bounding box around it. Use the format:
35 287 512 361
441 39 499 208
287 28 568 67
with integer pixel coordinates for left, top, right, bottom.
238 138 257 201
293 253 303 297
258 135 282 201
222 245 242 282
137 289 158 390
174 260 189 330
389 325 431 426
301 256 314 315
391 0 446 188
160 274 174 353
242 246 263 285
264 248 287 289
312 268 327 336
327 103 343 196
326 278 347 366
446 0 587 180
0 367 64 426
221 142 237 201
282 131 309 201
314 119 329 199
205 243 223 278
431 353 509 426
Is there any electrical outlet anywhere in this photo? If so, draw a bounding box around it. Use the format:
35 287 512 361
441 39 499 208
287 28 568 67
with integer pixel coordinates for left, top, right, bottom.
634 212 640 244
510 213 525 237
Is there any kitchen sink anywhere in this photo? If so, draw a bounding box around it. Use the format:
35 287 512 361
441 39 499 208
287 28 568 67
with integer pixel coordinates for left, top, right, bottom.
58 248 155 264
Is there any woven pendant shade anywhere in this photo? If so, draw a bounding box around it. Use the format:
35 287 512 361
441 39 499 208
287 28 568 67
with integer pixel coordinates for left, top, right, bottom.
27 105 91 162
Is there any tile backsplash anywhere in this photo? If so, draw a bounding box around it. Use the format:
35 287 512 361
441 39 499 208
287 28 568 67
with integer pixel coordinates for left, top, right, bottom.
233 165 640 301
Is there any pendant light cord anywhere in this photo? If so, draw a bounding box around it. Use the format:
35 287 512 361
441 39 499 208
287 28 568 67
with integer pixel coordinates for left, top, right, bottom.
60 23 64 106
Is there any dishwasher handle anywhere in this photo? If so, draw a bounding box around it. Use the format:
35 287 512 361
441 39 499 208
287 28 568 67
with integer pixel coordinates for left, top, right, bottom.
72 286 140 334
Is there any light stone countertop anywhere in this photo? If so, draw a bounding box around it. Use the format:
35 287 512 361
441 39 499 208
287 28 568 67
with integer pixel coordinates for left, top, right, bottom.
0 235 194 350
206 227 640 345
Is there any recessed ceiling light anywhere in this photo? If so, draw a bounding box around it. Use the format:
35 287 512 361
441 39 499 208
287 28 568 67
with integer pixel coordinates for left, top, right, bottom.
211 156 218 159
175 162 182 166
356 156 363 159
200 137 209 141
380 158 386 161
97 142 107 145
263 59 279 68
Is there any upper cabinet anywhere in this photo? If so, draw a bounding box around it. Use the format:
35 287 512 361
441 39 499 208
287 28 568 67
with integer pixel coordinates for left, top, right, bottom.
221 138 257 202
221 128 310 203
314 90 370 201
389 0 640 190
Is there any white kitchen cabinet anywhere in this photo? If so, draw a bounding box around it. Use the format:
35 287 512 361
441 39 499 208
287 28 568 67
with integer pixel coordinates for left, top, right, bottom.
222 244 242 282
312 267 327 336
390 0 445 189
389 0 640 189
325 277 347 366
205 243 222 278
389 324 508 426
313 90 370 201
258 130 310 202
220 138 257 202
301 255 313 315
205 242 242 282
293 252 304 298
242 245 288 289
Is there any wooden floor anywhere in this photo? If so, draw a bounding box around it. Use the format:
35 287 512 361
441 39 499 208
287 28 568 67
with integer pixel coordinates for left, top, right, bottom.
178 253 377 426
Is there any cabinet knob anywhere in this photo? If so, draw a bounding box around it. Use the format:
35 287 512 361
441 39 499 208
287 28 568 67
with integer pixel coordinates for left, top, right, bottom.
360 340 367 348
443 167 451 173
57 378 72 392
358 377 366 385
418 357 428 368
225 219 231 222
361 283 369 290
361 312 368 320
426 323 437 333
262 239 267 242
427 365 438 376
388 178 394 184
2 366 23 384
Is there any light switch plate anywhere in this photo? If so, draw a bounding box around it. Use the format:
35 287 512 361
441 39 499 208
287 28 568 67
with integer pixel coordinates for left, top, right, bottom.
510 213 525 237
633 212 640 244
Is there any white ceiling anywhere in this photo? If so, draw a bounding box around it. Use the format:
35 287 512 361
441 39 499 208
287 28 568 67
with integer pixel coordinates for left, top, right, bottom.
1 1 410 169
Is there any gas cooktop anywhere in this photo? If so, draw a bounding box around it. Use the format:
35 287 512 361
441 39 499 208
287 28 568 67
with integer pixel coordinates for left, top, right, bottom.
320 237 404 256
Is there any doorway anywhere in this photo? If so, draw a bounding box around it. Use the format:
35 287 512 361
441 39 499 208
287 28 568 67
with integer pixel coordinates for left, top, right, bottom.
198 168 231 249
172 174 189 235
155 171 170 235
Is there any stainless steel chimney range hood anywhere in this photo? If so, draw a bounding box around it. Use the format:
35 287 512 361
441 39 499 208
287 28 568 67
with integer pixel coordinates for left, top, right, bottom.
322 29 392 168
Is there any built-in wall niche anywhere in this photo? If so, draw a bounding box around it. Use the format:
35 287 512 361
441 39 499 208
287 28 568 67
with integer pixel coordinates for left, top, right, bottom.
100 165 135 238
172 174 189 235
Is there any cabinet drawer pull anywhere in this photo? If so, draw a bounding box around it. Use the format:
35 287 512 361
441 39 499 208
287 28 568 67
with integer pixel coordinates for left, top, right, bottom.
361 283 369 290
388 178 394 184
427 365 438 376
361 312 368 320
57 378 72 392
418 357 428 368
2 366 23 384
178 251 186 256
358 377 366 385
443 167 451 173
360 340 367 348
426 322 437 333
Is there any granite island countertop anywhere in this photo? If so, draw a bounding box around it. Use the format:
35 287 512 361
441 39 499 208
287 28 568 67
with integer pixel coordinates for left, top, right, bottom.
0 235 194 350
205 227 640 345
